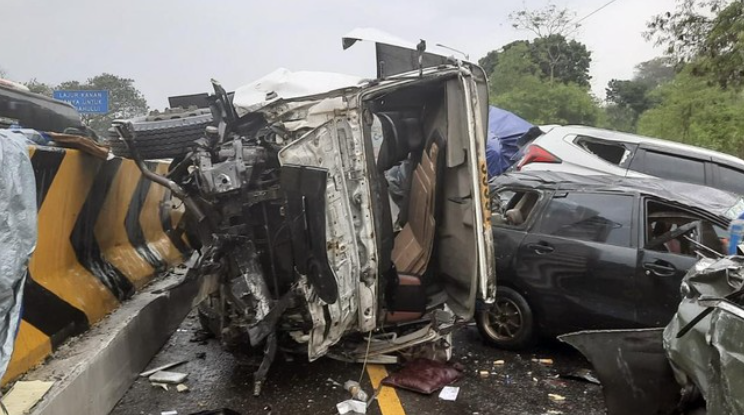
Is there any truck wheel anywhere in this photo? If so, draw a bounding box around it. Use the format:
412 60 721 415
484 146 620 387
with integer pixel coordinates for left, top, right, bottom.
476 286 536 350
105 107 213 160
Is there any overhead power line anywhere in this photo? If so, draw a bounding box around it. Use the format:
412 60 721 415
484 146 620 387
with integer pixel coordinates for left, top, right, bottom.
575 0 621 25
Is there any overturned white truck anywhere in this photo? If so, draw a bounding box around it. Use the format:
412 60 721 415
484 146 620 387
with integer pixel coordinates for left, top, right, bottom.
110 31 495 395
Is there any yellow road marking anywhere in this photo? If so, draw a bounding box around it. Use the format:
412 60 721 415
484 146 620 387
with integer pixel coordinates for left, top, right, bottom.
366 364 406 415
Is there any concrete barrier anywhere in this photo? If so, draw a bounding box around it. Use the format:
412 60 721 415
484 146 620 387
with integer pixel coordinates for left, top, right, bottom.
2 146 188 384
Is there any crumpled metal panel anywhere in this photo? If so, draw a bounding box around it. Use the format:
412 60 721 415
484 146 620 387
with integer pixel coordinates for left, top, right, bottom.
664 256 744 415
232 68 364 117
0 131 37 379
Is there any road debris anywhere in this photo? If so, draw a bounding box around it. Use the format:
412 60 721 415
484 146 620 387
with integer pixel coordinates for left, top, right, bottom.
141 360 189 377
532 358 554 366
493 360 505 366
336 399 367 415
0 380 55 415
548 393 566 402
151 382 170 391
343 380 368 401
478 370 490 379
438 386 459 401
149 371 189 384
382 358 463 394
559 368 600 385
162 411 178 415
177 384 190 393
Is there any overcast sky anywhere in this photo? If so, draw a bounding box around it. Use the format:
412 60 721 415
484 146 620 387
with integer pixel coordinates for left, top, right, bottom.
2 0 676 109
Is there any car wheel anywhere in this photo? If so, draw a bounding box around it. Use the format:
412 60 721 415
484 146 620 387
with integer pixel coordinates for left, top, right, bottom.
476 286 536 350
105 107 214 160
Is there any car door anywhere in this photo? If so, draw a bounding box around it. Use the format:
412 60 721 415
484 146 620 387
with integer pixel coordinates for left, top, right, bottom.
514 191 639 333
490 188 546 284
636 198 728 326
629 147 710 186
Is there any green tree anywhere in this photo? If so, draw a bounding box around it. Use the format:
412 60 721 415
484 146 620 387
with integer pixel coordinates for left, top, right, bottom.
637 70 744 157
510 2 578 38
480 37 591 86
598 104 637 133
531 35 591 86
647 0 744 89
488 42 540 95
486 34 599 126
603 57 676 132
57 73 148 135
24 79 54 96
634 57 677 88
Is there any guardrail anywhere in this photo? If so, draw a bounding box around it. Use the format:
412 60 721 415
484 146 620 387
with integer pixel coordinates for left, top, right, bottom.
2 146 188 384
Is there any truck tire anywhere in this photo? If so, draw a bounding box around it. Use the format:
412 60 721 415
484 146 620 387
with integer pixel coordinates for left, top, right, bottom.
106 107 213 160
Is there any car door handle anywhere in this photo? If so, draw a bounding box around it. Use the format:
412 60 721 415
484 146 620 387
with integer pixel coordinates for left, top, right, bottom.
526 243 554 254
643 262 676 277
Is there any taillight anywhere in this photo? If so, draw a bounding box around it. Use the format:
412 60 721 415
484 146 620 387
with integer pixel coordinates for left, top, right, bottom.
516 145 562 170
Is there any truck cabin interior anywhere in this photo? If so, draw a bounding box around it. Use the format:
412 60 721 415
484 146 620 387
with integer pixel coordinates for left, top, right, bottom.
361 76 480 322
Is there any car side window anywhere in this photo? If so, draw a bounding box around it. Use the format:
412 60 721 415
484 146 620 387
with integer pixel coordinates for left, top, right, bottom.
716 164 744 195
492 189 540 228
575 136 631 166
536 193 634 247
640 150 706 185
645 200 726 257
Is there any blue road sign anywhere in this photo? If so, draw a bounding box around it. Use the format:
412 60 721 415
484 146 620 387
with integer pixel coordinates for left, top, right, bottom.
53 90 109 114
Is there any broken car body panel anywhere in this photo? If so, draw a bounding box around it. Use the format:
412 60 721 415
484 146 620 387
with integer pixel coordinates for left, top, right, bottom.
664 256 744 415
561 256 744 415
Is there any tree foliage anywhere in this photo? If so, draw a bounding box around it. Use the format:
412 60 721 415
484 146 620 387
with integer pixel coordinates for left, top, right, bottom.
488 44 599 126
510 3 578 38
481 37 591 87
531 35 591 86
24 79 54 96
603 58 677 132
646 0 744 89
637 70 744 157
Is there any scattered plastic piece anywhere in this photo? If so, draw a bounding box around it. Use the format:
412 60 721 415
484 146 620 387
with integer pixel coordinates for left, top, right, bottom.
0 380 55 415
149 371 189 384
438 386 459 401
162 411 178 415
343 380 368 402
151 382 169 391
177 384 190 393
493 360 505 366
548 393 566 402
478 370 490 379
336 399 367 414
532 358 554 366
141 360 189 377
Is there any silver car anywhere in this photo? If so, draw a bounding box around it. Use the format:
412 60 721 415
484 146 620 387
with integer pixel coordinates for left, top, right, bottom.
514 125 744 195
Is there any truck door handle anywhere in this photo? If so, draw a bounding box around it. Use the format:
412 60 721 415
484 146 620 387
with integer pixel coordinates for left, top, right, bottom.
527 243 554 254
643 262 676 277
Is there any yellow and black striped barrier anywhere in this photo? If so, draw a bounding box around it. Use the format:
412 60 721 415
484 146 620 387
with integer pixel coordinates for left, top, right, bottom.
2 146 188 384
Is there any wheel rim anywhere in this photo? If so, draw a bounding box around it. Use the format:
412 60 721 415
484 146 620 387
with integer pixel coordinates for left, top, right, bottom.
483 298 523 341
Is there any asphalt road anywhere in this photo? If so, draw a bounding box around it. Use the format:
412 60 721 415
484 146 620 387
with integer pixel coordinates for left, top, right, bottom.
111 311 606 415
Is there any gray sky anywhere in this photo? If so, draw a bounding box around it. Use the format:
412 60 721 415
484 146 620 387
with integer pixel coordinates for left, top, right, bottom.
1 0 676 109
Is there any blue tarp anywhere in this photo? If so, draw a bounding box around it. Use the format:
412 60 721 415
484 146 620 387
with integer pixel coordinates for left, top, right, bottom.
486 106 533 177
